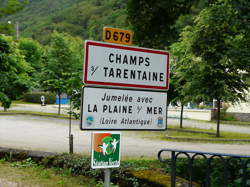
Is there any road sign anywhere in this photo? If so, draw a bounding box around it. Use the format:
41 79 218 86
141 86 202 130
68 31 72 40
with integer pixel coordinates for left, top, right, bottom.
83 40 170 90
91 131 121 169
103 27 132 45
41 95 46 106
80 87 167 130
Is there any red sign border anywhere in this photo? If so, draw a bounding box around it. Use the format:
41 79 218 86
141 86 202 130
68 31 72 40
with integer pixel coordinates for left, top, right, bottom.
84 40 170 90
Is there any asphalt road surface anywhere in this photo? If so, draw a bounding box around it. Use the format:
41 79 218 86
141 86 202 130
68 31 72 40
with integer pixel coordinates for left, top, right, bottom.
1 115 250 158
5 104 250 134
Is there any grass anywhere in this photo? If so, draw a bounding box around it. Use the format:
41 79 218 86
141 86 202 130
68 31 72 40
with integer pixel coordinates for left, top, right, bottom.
183 118 250 127
0 156 184 187
216 120 250 126
166 129 250 139
127 126 250 144
0 158 98 187
0 156 174 187
12 100 38 105
0 110 70 118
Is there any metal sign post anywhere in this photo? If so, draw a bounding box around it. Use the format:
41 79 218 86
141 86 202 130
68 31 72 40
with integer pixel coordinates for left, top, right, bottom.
104 168 111 187
91 131 121 186
81 27 170 186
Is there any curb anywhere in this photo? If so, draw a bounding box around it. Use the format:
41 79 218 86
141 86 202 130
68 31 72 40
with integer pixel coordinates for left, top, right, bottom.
0 147 56 161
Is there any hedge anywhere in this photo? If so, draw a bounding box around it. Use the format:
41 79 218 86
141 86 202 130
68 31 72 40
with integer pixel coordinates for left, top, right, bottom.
24 92 56 104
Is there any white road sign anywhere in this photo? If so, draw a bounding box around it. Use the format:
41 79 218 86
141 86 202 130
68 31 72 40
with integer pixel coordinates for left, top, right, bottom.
80 87 167 130
83 40 170 90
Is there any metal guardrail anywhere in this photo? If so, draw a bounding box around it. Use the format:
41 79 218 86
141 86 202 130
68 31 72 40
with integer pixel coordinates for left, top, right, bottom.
158 149 250 187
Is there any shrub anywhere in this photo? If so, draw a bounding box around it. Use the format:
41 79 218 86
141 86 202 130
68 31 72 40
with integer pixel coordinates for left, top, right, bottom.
174 157 250 186
41 153 172 187
24 92 56 104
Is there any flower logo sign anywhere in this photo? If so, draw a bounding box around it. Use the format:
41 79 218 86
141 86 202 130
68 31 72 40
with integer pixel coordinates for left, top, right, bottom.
91 132 121 169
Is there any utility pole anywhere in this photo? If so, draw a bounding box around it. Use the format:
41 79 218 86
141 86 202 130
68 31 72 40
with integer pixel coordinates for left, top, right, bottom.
7 21 19 40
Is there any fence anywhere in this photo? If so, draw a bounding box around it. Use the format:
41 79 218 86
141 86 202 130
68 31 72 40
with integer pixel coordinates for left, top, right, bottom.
158 149 250 187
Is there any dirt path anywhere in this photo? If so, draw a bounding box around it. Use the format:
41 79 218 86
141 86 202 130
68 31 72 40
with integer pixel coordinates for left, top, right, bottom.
1 115 250 157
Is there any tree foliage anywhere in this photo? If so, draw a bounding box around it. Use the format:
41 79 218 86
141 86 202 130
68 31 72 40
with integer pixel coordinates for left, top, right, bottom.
186 1 249 103
127 0 196 49
1 0 129 44
171 0 250 136
18 37 44 88
0 34 31 110
40 32 83 114
0 0 27 35
0 0 26 18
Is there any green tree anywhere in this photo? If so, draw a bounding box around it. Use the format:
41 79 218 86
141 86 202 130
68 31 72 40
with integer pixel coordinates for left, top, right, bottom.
0 0 26 17
127 0 197 49
40 32 82 115
127 0 204 128
18 37 44 88
170 28 195 128
65 72 82 119
0 0 27 35
176 1 250 137
0 34 31 110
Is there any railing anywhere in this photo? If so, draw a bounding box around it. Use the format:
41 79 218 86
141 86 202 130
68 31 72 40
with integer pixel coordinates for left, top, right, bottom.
158 149 250 187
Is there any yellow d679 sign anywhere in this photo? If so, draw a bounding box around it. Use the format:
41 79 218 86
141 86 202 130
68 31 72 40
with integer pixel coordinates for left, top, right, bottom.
103 27 132 45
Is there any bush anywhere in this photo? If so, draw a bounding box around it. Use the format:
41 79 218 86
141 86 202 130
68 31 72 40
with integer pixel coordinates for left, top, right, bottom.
41 153 172 187
175 157 250 186
24 92 56 104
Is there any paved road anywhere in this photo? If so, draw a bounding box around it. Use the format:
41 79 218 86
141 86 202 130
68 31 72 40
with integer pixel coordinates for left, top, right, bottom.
4 104 250 134
1 115 250 157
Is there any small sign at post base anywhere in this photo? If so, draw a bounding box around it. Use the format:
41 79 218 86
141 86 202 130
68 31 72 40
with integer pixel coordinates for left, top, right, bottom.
41 95 46 106
91 131 121 169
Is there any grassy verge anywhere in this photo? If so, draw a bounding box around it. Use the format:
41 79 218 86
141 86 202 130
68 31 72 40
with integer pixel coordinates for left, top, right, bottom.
1 153 246 187
215 120 250 126
127 126 250 144
180 118 250 127
0 110 70 119
0 158 97 187
0 155 173 187
12 100 39 105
